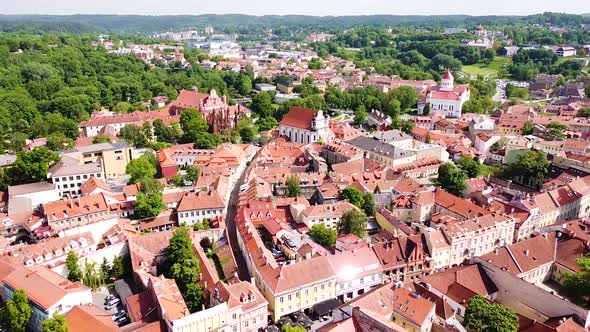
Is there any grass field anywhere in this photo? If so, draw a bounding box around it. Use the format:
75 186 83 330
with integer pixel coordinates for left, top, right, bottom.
461 56 512 79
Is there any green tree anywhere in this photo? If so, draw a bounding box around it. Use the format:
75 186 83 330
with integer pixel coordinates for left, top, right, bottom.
112 101 131 113
65 250 82 282
362 192 375 216
238 74 253 96
286 176 301 197
341 186 365 209
354 105 368 126
100 258 111 282
309 224 337 247
251 92 274 118
167 226 203 313
422 102 431 115
546 121 568 139
6 147 60 186
256 117 279 131
5 289 31 332
109 256 124 280
46 134 74 152
282 325 306 332
521 121 535 135
464 295 518 332
458 156 481 178
180 108 209 144
126 154 157 184
308 57 322 70
120 124 148 148
503 150 549 189
173 174 184 187
184 166 200 183
436 163 467 197
92 134 112 144
134 192 165 219
338 209 368 238
41 314 68 332
237 118 258 143
561 255 590 306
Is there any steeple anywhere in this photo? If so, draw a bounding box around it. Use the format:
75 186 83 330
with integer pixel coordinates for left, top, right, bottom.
441 69 454 91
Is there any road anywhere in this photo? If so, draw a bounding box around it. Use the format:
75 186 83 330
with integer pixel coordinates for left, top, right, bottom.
225 157 255 281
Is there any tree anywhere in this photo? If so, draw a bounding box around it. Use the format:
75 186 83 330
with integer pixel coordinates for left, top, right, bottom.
546 121 568 139
92 134 112 144
521 121 535 135
286 176 301 197
282 325 306 332
338 209 368 238
308 57 322 70
100 258 111 282
353 105 368 126
166 226 203 313
341 186 365 209
256 117 279 131
458 156 481 178
436 163 467 197
134 192 165 219
561 255 590 306
46 134 73 152
5 289 31 332
237 118 258 143
578 108 590 118
120 124 148 148
126 154 157 184
309 224 337 247
184 166 200 183
41 314 68 332
112 101 131 114
464 295 518 332
6 147 60 186
180 108 209 144
238 74 253 96
65 250 82 282
362 192 375 216
251 92 274 118
503 150 549 189
422 102 431 115
109 256 124 280
173 174 184 187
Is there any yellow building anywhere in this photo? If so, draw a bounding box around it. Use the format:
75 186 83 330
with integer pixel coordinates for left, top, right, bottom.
63 142 134 178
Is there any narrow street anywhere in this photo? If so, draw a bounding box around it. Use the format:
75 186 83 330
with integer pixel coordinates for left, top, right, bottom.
224 159 254 281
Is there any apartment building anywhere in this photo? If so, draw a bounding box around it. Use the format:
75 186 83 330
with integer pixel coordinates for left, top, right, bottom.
62 142 134 178
291 201 357 229
176 190 226 226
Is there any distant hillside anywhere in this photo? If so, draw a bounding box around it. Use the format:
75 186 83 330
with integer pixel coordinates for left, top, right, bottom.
0 12 587 35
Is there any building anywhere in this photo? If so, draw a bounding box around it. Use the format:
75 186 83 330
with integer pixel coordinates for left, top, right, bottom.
369 129 414 149
2 265 92 332
61 142 134 179
64 305 120 332
327 247 383 303
291 201 358 229
419 70 470 118
176 191 226 226
8 182 60 216
42 194 109 231
279 106 332 144
47 156 105 197
366 110 392 130
346 136 416 167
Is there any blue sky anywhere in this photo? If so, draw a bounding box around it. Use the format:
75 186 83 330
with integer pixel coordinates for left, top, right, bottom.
3 0 589 16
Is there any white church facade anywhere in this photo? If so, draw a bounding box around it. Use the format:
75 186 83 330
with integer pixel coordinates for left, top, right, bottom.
419 70 470 118
279 106 332 144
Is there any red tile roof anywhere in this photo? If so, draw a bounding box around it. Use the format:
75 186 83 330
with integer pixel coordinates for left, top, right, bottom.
279 106 318 130
65 305 120 332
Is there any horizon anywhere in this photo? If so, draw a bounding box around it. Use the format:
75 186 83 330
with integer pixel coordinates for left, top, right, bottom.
2 0 589 17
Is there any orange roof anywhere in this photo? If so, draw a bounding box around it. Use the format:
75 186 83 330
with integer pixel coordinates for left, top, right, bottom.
80 176 111 195
3 265 89 310
65 305 119 332
391 287 435 326
434 188 490 219
279 106 318 130
481 234 557 274
177 190 225 212
43 193 108 221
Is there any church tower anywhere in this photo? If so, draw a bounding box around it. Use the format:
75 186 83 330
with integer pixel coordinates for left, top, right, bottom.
441 69 454 91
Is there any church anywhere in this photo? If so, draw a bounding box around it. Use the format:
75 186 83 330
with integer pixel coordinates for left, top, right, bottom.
419 70 470 118
279 106 332 144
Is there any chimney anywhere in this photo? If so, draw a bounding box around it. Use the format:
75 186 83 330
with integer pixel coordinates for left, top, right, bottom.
524 249 529 256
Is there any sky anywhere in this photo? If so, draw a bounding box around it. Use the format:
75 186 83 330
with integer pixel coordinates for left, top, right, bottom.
2 0 589 16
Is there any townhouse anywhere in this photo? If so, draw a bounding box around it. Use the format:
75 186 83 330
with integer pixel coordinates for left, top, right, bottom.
291 201 357 229
176 190 226 226
327 247 383 302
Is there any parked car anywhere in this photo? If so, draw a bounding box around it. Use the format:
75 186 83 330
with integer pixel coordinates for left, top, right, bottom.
104 294 115 303
112 311 126 321
115 316 128 325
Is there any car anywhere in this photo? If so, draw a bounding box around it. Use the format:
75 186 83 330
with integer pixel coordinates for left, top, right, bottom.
112 311 126 320
276 257 286 263
104 294 115 303
106 298 120 307
115 316 128 325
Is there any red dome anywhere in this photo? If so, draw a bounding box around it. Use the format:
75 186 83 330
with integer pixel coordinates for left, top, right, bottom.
442 70 454 80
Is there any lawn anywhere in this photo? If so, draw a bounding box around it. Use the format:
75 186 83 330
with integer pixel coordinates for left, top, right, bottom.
461 56 512 79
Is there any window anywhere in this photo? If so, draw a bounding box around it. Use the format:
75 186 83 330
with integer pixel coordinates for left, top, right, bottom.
280 297 284 303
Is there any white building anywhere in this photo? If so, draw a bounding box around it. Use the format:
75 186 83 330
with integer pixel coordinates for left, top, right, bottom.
47 156 105 197
291 202 357 229
327 247 383 303
8 182 60 216
279 106 332 144
419 70 470 118
2 265 92 332
176 191 226 226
